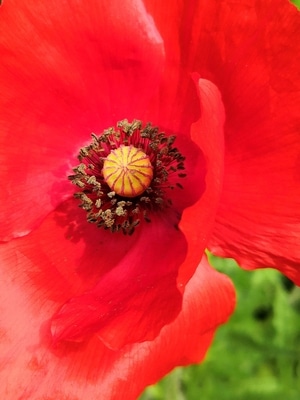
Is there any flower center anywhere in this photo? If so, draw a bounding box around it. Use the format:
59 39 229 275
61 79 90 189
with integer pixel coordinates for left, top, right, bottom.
69 119 186 234
102 145 153 197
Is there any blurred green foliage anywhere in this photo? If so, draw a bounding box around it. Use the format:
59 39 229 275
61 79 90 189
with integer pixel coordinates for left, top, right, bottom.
293 0 300 8
139 256 300 400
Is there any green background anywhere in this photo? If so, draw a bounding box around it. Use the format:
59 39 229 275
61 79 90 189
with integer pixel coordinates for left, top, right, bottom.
139 256 300 400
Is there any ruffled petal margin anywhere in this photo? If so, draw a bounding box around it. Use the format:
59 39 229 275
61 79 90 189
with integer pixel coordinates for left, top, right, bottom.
178 78 226 285
0 254 235 400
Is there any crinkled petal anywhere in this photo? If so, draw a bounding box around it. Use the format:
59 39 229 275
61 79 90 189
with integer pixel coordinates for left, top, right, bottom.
199 0 300 283
141 2 226 285
0 198 189 350
0 0 164 241
0 254 235 400
147 0 300 282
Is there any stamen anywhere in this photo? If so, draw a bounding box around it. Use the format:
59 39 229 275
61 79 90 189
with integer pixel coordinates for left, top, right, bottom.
69 119 186 234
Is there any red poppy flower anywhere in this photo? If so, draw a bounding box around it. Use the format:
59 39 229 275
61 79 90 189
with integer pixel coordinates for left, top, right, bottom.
0 1 234 398
0 1 299 400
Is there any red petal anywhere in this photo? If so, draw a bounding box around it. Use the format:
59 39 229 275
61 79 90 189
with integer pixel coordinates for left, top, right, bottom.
143 1 202 136
142 2 226 284
1 198 188 349
0 252 235 400
198 1 300 283
147 0 300 283
178 78 226 285
0 0 164 241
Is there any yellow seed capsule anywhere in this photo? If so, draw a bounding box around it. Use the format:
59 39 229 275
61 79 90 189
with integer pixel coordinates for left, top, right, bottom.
102 145 153 198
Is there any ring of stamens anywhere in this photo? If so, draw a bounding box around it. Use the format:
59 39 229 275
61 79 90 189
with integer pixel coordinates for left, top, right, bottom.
69 119 186 234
